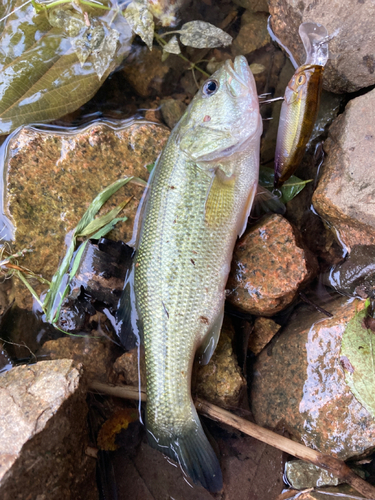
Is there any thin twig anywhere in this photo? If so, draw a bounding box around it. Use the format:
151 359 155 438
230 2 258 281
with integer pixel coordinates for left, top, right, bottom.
88 381 375 499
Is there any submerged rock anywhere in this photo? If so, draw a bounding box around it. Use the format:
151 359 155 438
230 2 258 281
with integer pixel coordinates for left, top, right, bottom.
3 120 169 310
268 0 375 93
248 317 280 355
313 88 375 251
231 10 270 56
285 460 340 489
39 336 117 383
251 296 375 460
194 317 247 410
112 318 246 410
226 214 317 316
0 359 96 499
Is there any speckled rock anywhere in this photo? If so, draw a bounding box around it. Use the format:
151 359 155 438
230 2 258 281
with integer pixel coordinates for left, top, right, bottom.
313 89 375 252
194 317 247 409
0 359 97 500
231 10 270 56
226 214 316 316
248 317 280 355
39 336 117 382
251 297 375 460
268 0 375 93
4 120 169 309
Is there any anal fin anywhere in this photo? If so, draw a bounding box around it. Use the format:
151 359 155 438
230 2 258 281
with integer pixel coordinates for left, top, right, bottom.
197 307 224 365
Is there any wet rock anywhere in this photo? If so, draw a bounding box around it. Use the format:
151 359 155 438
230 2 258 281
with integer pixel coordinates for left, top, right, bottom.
4 120 169 310
285 460 340 489
322 245 375 299
194 317 247 409
160 98 187 129
231 10 270 56
268 0 375 93
112 318 246 410
313 89 375 251
226 214 317 316
251 296 375 460
39 336 117 382
248 317 280 355
122 46 184 98
113 347 147 387
0 359 97 500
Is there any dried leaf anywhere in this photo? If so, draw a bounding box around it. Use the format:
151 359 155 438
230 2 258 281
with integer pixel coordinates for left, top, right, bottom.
123 0 154 50
178 21 232 49
341 300 375 418
163 35 180 54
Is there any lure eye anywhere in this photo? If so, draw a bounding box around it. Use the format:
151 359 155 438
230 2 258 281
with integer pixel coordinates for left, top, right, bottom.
202 80 219 96
297 73 307 85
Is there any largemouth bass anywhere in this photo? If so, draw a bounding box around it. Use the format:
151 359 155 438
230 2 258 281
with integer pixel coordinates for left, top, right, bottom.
130 56 262 491
274 22 329 188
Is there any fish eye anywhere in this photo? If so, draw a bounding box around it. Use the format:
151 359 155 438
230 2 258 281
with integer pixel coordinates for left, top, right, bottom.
297 74 307 85
202 79 219 96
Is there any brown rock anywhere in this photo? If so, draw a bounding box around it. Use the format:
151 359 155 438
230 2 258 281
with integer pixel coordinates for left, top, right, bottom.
122 46 184 98
39 336 117 382
249 317 280 355
226 214 316 316
251 296 375 460
231 10 270 56
194 317 247 410
268 0 375 93
313 89 375 251
113 347 146 387
0 359 97 500
160 98 187 129
232 0 269 12
112 318 246 410
4 120 169 309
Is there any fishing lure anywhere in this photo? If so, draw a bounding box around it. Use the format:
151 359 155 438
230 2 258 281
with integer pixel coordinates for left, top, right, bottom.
274 22 329 188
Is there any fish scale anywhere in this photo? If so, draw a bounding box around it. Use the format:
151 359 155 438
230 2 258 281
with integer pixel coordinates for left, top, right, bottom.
132 56 262 491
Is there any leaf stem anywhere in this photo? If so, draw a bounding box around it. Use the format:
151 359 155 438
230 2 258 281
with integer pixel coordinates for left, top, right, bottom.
154 32 209 77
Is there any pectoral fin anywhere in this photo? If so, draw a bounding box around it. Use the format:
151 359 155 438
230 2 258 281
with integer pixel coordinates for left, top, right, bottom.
197 308 224 365
236 182 257 237
205 172 236 227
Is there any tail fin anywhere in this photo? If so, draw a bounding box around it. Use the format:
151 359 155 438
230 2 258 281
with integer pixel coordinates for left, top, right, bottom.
146 412 223 492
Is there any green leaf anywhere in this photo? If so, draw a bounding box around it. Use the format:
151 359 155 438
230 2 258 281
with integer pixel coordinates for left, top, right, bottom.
0 1 130 134
43 177 137 323
258 166 312 204
146 162 155 173
341 301 375 418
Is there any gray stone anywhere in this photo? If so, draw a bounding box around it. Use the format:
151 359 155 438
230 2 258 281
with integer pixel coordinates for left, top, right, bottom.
0 359 97 499
313 88 375 251
268 0 375 93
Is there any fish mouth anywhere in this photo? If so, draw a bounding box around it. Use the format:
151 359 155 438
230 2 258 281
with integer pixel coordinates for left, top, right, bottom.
224 56 255 93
